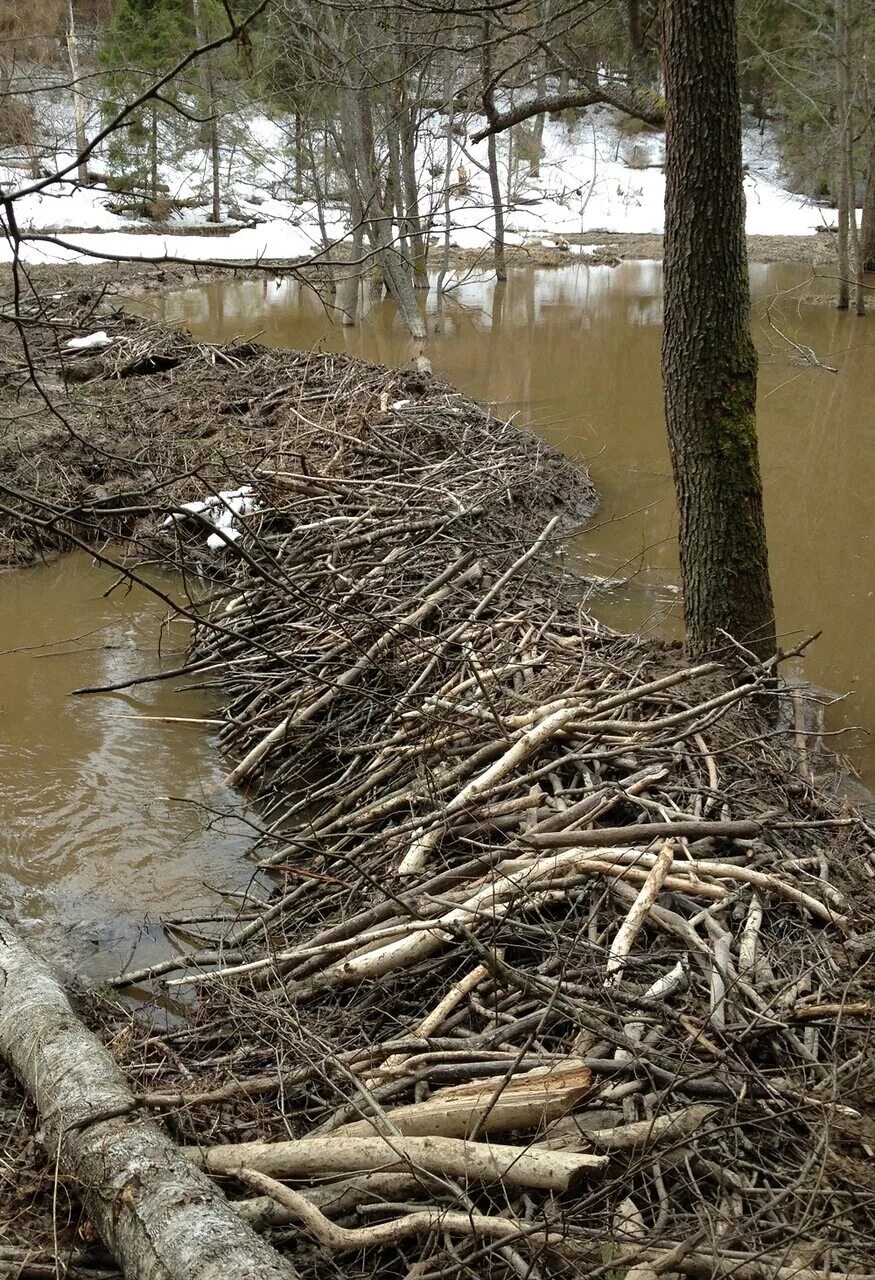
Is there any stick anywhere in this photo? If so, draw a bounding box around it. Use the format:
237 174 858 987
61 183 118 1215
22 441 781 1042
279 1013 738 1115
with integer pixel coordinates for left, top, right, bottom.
237 1167 526 1248
186 1133 608 1192
605 843 675 985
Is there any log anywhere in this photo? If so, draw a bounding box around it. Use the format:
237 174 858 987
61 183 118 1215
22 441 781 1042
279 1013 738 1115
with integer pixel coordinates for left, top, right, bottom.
185 1133 608 1192
0 918 296 1280
337 1060 592 1139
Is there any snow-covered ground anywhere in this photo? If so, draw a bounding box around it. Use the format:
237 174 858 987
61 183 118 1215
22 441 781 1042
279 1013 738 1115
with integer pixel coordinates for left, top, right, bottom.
0 107 837 268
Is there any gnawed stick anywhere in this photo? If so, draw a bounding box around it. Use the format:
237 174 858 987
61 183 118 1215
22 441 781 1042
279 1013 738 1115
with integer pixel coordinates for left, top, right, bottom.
525 820 764 848
398 703 582 875
237 1167 528 1249
186 1133 609 1192
373 962 492 1080
605 842 675 986
539 1104 718 1153
233 1171 422 1231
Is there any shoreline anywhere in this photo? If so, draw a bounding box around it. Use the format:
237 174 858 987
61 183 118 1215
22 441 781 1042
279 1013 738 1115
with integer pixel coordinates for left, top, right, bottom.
0 230 847 300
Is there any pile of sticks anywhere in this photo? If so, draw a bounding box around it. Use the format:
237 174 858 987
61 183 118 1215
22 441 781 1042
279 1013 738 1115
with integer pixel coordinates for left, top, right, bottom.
97 345 875 1279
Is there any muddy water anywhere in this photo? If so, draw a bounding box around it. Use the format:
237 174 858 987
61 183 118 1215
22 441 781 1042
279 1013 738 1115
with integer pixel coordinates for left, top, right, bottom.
0 553 262 978
140 260 874 783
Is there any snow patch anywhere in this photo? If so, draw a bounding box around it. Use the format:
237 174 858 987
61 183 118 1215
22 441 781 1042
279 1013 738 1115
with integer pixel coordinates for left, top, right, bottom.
163 485 258 553
0 108 838 268
66 330 112 350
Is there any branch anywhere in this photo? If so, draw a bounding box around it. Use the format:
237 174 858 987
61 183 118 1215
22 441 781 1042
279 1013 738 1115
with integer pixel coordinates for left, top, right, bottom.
470 85 664 143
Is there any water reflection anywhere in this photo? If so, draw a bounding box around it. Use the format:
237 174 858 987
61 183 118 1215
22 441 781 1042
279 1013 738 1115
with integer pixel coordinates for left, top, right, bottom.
137 261 874 782
0 554 263 976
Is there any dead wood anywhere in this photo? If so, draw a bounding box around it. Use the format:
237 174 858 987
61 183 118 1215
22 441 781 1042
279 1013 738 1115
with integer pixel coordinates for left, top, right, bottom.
0 918 296 1280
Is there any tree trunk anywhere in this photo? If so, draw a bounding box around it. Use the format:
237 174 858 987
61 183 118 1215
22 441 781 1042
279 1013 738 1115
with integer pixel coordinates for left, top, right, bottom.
482 17 507 281
386 113 408 265
862 129 875 272
191 0 221 223
65 0 88 186
396 25 429 289
531 2 549 178
307 122 334 290
435 47 454 331
848 149 865 315
149 103 159 204
337 88 427 350
835 0 850 309
352 91 427 344
628 0 644 55
661 0 775 661
294 110 303 193
0 918 296 1280
338 220 365 326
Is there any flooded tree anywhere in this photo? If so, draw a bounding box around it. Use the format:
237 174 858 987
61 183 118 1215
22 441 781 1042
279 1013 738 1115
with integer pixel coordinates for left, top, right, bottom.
661 0 776 660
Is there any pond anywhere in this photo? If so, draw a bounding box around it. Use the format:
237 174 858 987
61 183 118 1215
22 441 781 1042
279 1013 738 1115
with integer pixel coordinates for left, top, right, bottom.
139 258 874 784
0 553 264 979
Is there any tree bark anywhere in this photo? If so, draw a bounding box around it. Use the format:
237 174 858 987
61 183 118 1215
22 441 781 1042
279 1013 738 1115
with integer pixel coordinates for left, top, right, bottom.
848 147 865 315
661 0 775 661
862 129 875 272
835 0 850 309
187 1133 607 1193
350 89 428 346
396 25 429 288
65 0 88 187
191 0 221 223
435 46 455 328
0 918 296 1280
482 16 507 282
149 103 159 205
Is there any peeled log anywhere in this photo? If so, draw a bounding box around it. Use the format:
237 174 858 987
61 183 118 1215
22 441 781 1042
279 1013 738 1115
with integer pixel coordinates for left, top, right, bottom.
0 918 296 1280
186 1132 608 1193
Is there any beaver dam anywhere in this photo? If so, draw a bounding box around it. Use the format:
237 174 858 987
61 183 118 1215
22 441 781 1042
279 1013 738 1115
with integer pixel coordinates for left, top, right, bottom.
1 305 874 1279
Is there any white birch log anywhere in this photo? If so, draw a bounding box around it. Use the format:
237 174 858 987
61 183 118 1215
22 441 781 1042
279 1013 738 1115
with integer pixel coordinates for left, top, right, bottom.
0 918 296 1280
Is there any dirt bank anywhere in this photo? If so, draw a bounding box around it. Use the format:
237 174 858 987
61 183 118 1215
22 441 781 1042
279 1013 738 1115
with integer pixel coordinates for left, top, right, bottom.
1 228 847 303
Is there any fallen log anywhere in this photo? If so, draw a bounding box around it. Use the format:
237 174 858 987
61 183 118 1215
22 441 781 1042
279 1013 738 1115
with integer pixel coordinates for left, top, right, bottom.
0 918 296 1280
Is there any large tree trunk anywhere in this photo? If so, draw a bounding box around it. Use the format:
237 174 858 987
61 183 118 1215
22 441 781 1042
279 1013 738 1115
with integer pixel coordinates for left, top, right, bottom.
396 24 429 289
343 86 428 347
0 918 296 1280
862 130 875 272
661 0 775 661
435 46 454 324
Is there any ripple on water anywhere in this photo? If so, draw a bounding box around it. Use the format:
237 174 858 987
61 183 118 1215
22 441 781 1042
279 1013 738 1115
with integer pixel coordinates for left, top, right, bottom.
0 553 262 979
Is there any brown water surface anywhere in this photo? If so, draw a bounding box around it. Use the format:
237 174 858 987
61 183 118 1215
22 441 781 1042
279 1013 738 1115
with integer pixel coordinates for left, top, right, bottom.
0 553 262 977
139 260 874 783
